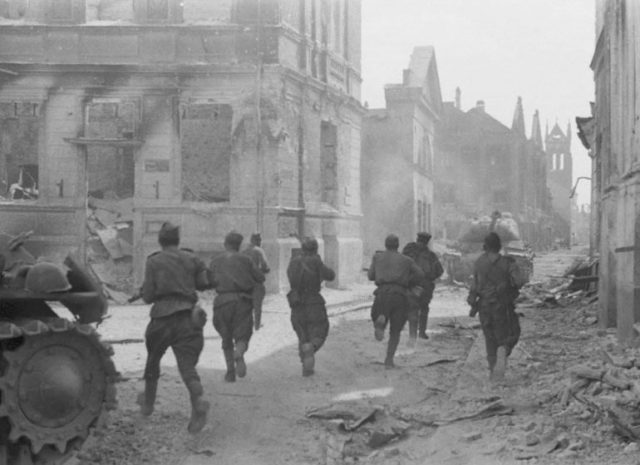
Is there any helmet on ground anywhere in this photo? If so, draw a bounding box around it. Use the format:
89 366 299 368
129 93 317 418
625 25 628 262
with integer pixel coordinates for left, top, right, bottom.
25 262 72 293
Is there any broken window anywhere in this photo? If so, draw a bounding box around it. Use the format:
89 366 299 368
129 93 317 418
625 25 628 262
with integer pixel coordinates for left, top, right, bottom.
181 103 232 203
0 102 40 201
85 98 139 199
320 121 338 207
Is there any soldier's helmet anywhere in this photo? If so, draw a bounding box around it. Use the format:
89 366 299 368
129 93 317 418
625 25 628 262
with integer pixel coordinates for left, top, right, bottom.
483 232 502 252
25 262 72 293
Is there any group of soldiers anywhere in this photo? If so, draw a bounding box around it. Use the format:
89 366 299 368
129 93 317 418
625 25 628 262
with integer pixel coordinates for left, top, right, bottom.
368 230 525 382
137 221 524 434
136 222 336 433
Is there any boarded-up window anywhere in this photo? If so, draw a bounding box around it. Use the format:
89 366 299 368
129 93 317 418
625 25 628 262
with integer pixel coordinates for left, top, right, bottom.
181 103 232 203
0 102 40 201
85 98 138 199
320 121 338 207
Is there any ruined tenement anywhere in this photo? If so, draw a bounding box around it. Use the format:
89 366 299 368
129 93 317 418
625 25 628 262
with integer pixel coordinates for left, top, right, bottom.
0 0 364 291
361 46 442 256
590 0 640 341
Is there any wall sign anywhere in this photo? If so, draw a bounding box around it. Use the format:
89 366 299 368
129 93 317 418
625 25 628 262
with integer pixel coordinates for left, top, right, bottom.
144 159 170 172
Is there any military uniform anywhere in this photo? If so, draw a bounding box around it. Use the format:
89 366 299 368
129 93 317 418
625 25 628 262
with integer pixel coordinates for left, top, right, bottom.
140 243 209 432
209 250 264 381
468 252 524 379
287 252 335 376
243 243 270 330
402 241 444 340
368 249 424 366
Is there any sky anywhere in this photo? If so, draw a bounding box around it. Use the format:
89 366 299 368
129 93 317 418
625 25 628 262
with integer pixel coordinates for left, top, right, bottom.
361 0 595 207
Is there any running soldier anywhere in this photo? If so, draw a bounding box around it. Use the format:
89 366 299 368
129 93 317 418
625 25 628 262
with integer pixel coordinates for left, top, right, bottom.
467 232 525 382
243 233 270 330
286 238 335 376
368 234 424 368
139 222 210 433
209 231 265 382
402 232 444 346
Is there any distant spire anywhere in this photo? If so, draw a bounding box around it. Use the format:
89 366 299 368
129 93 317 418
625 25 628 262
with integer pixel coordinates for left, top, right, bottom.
545 120 549 138
511 96 526 137
531 110 543 149
455 87 461 109
566 120 572 150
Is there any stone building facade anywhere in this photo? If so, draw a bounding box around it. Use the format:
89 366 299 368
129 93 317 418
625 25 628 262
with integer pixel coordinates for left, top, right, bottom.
0 0 364 291
434 94 554 250
590 0 640 341
361 46 441 256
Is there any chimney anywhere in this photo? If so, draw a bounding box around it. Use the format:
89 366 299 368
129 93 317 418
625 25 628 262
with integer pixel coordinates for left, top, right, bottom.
455 87 461 109
476 100 485 112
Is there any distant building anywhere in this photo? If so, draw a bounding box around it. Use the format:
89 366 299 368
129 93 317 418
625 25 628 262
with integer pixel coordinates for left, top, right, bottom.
545 122 573 245
434 93 553 249
0 0 365 290
361 46 442 256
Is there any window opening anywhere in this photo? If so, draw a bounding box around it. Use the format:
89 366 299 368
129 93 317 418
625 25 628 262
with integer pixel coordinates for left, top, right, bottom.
181 103 232 203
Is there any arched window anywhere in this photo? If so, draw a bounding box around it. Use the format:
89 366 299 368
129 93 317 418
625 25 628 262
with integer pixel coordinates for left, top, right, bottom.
559 153 564 170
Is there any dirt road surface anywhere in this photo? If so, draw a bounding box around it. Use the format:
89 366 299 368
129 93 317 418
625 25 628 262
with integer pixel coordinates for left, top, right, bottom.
76 249 639 465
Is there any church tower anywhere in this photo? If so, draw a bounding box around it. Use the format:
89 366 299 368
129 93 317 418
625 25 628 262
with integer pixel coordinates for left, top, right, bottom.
545 122 573 243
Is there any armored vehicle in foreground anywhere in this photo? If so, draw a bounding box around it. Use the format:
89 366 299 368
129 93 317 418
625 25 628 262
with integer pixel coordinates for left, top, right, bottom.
0 231 117 464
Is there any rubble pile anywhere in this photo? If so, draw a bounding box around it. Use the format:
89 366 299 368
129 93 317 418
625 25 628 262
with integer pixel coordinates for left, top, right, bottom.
86 197 135 300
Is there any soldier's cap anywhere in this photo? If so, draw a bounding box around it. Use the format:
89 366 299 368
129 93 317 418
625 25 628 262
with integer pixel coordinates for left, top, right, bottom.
417 232 432 244
301 237 318 253
158 222 180 245
224 231 244 250
250 233 261 243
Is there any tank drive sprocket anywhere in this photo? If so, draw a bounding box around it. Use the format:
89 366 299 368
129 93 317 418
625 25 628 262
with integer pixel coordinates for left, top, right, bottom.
0 318 117 464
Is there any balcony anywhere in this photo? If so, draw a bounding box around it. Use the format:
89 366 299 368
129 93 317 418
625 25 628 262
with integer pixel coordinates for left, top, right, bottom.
0 24 278 67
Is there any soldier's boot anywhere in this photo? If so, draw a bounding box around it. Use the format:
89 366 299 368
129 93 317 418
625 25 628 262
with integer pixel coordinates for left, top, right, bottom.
234 341 248 378
492 346 507 383
223 349 236 383
374 315 386 342
407 320 418 348
187 396 210 434
418 313 429 339
301 343 315 377
137 379 157 417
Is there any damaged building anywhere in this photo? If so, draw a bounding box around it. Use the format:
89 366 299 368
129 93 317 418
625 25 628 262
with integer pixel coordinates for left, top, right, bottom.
0 0 364 292
361 46 442 256
589 0 640 342
434 93 555 250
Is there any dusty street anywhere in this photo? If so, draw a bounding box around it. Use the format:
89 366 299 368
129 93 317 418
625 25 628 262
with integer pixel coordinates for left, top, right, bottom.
76 250 639 465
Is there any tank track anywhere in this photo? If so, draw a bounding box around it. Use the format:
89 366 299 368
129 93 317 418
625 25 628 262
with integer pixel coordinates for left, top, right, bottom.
0 318 117 465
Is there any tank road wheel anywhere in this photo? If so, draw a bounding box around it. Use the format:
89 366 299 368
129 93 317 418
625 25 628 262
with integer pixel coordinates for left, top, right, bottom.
0 319 117 464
